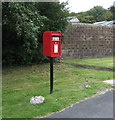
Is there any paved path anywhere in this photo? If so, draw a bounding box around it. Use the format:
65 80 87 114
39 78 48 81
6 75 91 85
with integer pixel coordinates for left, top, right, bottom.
46 90 114 118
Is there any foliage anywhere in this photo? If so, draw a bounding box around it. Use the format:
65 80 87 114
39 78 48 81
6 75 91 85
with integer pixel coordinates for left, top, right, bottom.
2 2 69 66
74 6 113 23
88 6 107 21
2 3 45 65
80 15 95 23
108 5 115 20
101 11 113 21
36 2 69 32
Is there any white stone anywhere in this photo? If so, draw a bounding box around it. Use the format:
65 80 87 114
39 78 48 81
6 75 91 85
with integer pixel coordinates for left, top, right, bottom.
81 85 91 88
30 96 45 104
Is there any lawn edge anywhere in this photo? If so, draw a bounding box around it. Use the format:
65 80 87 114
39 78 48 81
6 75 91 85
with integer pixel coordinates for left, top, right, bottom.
34 88 113 119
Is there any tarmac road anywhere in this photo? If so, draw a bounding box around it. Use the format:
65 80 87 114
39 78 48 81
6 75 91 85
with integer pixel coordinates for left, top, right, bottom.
46 90 114 118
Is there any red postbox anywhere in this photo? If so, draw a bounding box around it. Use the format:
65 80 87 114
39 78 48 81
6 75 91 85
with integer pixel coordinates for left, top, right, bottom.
43 31 61 57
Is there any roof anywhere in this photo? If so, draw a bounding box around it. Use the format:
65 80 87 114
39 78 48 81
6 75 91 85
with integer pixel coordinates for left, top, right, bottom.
93 21 115 26
67 17 80 23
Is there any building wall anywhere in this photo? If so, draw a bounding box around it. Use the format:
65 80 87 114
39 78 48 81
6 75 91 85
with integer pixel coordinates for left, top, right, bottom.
62 24 114 59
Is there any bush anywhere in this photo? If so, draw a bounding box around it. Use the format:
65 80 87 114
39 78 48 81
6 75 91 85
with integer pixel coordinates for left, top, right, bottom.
2 2 69 66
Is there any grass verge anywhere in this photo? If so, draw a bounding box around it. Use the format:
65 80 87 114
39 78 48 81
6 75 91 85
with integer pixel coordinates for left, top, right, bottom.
2 59 113 118
63 56 113 68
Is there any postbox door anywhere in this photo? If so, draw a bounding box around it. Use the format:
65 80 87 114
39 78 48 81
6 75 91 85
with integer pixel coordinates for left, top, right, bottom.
54 44 58 53
51 36 61 57
52 42 60 56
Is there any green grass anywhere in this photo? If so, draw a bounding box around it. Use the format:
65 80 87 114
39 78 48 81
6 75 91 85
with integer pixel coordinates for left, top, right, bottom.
63 56 113 68
2 58 113 118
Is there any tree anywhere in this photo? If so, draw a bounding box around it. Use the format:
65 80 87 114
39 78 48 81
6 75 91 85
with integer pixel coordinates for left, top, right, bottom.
101 11 113 21
2 2 46 65
81 16 95 23
76 11 90 23
35 2 69 32
88 6 107 22
75 6 112 23
108 5 115 20
2 2 69 66
69 12 77 16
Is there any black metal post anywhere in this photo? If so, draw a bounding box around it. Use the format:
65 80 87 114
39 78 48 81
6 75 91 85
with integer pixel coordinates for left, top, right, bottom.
50 57 53 94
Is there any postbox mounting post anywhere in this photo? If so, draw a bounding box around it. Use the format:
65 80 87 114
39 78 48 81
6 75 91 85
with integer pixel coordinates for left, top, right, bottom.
43 31 62 94
50 57 53 94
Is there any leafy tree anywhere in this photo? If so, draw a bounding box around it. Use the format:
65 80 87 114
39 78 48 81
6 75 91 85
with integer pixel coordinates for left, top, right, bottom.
2 2 69 66
76 6 113 23
101 11 113 21
75 11 89 23
108 5 115 20
88 6 107 21
81 15 95 23
69 12 77 16
3 2 46 65
108 5 115 13
35 2 69 32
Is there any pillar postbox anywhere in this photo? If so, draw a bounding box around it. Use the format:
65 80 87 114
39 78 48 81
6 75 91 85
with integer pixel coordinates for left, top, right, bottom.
43 31 61 57
43 31 62 94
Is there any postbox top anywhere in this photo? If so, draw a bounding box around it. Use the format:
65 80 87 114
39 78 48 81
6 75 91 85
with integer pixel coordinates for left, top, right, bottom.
44 31 61 36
